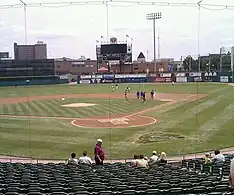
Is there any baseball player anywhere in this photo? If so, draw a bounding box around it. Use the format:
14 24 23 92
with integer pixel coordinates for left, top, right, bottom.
142 92 146 102
125 90 128 101
150 90 155 100
136 91 140 99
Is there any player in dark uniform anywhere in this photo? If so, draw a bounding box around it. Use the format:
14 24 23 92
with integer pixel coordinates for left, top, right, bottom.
142 92 146 102
140 91 144 100
125 90 128 100
150 90 155 100
136 91 140 99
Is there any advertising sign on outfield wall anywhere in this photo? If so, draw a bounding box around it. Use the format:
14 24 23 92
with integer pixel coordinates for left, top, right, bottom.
103 75 114 79
160 73 171 78
101 79 114 83
220 76 229 83
115 74 147 79
79 80 91 84
80 75 91 79
154 77 171 82
176 73 186 77
91 79 101 83
92 75 103 79
176 77 187 83
189 72 201 77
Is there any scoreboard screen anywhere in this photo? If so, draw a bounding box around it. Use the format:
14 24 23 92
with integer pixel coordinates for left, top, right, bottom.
101 44 127 55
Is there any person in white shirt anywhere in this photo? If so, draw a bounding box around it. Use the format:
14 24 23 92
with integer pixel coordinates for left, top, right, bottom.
136 154 148 168
212 150 225 163
148 151 158 166
68 153 78 165
79 151 93 165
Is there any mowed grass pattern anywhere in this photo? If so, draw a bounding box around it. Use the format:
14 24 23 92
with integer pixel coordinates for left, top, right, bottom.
0 99 163 118
0 83 234 159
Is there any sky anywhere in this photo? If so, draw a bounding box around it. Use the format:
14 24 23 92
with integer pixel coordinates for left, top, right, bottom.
0 0 234 60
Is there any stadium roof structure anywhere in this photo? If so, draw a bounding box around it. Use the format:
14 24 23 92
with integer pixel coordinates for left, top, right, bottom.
98 66 108 72
137 52 145 59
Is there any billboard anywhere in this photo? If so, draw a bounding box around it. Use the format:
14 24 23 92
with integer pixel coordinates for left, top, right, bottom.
176 77 187 83
220 76 229 83
154 77 171 82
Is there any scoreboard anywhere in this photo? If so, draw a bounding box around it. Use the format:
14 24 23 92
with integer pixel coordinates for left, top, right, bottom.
97 43 132 63
101 44 127 55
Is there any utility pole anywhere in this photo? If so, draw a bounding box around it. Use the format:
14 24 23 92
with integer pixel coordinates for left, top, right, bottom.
20 0 27 44
197 0 204 72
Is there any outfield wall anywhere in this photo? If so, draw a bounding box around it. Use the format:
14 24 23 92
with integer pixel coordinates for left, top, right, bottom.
77 72 234 84
0 76 69 87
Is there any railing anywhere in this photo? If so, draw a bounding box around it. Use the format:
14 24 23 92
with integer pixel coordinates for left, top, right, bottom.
0 148 233 164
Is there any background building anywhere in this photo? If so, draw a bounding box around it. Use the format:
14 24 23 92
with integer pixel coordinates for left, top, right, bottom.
14 41 47 60
0 52 9 59
0 59 55 77
55 58 97 75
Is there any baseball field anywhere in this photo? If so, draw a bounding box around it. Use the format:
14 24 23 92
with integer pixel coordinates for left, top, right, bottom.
0 82 233 160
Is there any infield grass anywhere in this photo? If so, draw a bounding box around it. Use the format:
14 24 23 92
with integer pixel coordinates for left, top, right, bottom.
0 83 234 160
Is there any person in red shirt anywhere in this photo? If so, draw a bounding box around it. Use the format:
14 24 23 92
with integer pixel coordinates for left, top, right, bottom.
94 139 106 165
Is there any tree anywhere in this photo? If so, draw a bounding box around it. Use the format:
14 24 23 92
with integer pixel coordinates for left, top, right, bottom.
183 56 197 71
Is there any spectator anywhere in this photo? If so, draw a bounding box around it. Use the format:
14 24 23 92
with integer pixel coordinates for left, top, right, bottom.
68 153 78 165
229 159 234 187
204 153 212 164
79 151 92 165
159 152 167 164
136 154 148 168
94 139 106 165
212 150 225 163
131 155 139 168
148 151 158 166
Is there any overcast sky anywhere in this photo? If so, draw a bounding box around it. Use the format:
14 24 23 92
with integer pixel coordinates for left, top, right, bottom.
0 0 234 60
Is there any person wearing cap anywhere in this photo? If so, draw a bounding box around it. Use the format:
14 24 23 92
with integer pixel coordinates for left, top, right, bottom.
94 139 106 165
148 151 158 166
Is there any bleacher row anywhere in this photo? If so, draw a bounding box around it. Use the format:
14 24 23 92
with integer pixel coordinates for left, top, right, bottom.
0 154 233 195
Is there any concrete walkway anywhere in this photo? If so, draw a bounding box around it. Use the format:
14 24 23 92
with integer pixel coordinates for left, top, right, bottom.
0 146 233 164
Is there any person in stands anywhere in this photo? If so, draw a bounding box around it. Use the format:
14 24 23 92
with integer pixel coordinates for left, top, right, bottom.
229 159 234 187
79 151 92 165
159 152 167 164
136 154 148 168
94 139 106 165
68 153 78 165
204 153 212 164
212 150 225 163
148 151 158 166
131 155 139 168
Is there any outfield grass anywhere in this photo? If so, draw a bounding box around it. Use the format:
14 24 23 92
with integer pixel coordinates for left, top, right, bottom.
0 83 234 160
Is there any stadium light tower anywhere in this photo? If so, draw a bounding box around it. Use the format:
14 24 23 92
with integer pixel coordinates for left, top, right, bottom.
146 12 162 72
126 35 133 43
20 0 27 44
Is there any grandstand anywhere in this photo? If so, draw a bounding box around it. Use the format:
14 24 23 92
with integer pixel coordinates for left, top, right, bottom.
0 0 234 194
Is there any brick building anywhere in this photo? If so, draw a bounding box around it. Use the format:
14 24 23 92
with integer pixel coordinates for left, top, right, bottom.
14 42 47 60
111 61 169 73
55 58 97 75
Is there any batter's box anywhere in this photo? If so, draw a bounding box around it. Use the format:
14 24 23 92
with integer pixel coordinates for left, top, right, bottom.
98 117 130 125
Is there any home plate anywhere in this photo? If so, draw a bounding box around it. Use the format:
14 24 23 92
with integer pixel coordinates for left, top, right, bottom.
71 115 157 128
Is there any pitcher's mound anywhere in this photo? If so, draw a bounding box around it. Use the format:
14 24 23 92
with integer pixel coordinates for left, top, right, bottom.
62 103 97 108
